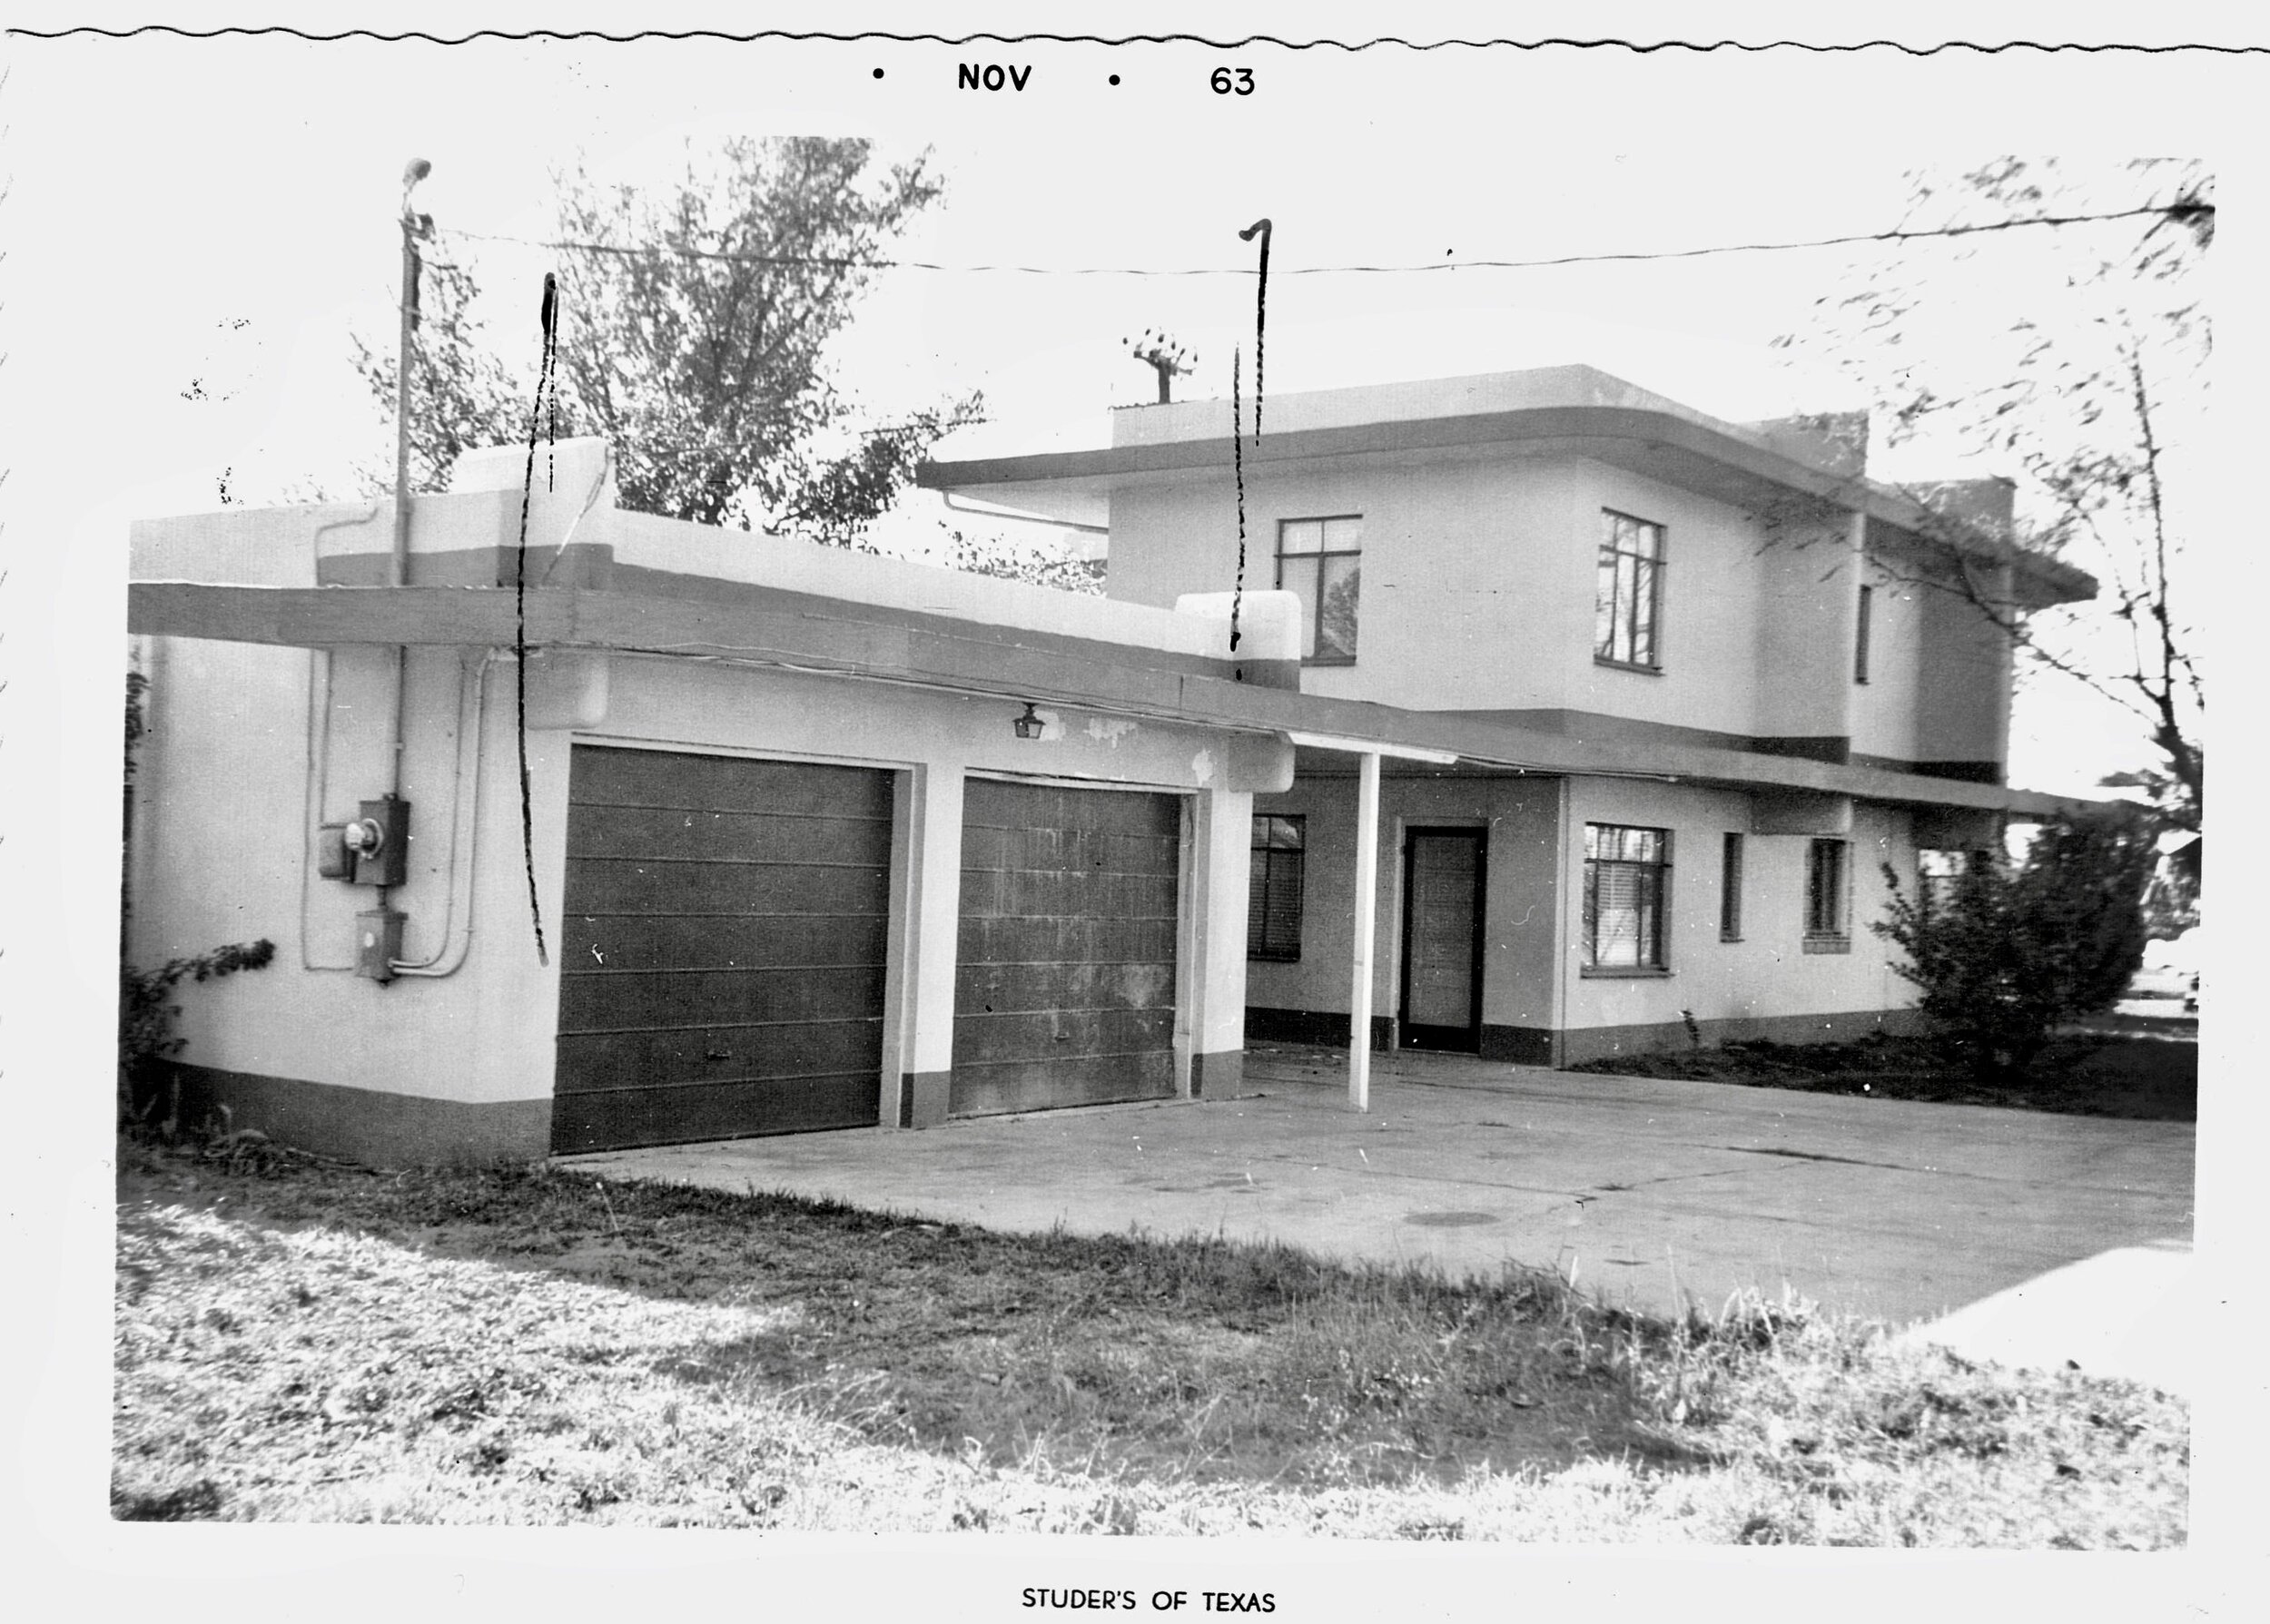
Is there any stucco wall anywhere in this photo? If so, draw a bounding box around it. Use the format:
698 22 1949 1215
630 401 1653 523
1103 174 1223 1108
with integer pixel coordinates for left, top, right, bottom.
1247 770 1561 1037
1108 452 1881 748
1244 768 1927 1055
1560 778 1919 1043
1851 558 1925 764
126 631 1266 1132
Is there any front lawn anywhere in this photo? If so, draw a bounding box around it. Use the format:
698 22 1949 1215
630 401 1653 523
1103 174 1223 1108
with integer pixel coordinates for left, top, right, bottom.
113 1135 2188 1543
1568 1030 2196 1121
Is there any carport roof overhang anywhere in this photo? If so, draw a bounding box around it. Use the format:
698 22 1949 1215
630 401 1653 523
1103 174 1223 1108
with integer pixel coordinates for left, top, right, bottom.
918 403 2096 610
130 576 2092 819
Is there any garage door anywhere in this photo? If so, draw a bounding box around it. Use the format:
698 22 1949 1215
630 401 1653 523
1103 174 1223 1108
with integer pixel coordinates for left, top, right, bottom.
952 780 1180 1117
552 746 893 1153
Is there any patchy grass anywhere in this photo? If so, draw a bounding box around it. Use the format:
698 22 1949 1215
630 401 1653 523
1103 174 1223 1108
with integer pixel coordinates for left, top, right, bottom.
114 1135 2187 1543
1569 1031 2196 1121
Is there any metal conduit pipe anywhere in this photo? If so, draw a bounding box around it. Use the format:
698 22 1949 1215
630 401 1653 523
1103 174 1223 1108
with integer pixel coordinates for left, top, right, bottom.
391 650 496 979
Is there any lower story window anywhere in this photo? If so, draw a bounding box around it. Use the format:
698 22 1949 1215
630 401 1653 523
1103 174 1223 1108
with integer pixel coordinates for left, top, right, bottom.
1918 847 1971 914
1805 837 1851 950
1584 823 1670 970
1248 814 1307 960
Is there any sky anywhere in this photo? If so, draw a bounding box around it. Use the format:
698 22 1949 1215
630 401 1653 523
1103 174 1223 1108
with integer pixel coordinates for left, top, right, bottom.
4 29 2234 811
3 15 2262 1603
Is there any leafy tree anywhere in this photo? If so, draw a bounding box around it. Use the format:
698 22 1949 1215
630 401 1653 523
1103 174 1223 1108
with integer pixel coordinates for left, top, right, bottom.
1778 160 2208 856
1874 808 2156 1079
354 136 982 546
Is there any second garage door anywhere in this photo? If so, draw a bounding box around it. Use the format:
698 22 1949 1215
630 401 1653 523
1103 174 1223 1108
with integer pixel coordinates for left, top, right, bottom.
953 780 1182 1117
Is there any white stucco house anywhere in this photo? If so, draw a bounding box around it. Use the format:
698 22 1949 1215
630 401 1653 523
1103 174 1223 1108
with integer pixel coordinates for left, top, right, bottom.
123 365 2092 1166
921 365 2096 1069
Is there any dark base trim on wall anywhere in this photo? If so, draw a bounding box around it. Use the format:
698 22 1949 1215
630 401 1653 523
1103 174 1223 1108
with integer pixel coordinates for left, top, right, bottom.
1479 1025 1555 1067
1189 1048 1245 1099
1558 1007 1930 1067
1244 1008 1392 1052
162 1063 552 1168
1246 1008 1926 1070
903 1069 952 1129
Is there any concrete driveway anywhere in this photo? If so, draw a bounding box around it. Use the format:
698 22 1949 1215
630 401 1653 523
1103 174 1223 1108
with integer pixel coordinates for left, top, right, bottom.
562 1044 2197 1392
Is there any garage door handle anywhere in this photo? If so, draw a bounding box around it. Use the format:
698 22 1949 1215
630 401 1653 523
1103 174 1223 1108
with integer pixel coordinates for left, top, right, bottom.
705 1048 732 1061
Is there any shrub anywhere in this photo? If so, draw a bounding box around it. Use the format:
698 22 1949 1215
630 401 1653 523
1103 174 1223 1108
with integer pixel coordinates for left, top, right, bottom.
1874 808 2154 1078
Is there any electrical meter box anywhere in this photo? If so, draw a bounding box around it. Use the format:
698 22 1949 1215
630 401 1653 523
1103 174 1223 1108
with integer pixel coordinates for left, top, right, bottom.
350 795 411 888
355 908 405 983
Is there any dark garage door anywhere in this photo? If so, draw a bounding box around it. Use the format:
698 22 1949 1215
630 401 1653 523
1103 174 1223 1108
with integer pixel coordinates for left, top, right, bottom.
552 745 893 1153
952 780 1181 1117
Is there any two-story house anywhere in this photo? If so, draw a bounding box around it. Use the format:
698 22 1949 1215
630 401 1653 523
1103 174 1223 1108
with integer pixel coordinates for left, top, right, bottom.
122 368 2092 1167
921 365 2095 1069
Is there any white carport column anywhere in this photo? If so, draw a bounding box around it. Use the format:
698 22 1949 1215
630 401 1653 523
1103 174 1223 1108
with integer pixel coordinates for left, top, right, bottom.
1347 750 1382 1112
883 761 964 1129
1180 783 1256 1101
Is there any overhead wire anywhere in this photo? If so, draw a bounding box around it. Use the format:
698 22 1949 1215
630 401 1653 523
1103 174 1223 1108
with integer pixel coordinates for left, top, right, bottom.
435 202 2204 281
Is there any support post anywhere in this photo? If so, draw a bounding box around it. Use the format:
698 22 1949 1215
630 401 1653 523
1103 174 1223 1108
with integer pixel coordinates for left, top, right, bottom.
1348 750 1381 1111
883 762 964 1128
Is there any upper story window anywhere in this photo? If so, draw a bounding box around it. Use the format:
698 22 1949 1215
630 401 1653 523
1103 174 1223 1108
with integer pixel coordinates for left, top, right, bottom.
1583 822 1671 972
1248 815 1307 962
1854 584 1874 684
1595 510 1665 671
1278 516 1362 664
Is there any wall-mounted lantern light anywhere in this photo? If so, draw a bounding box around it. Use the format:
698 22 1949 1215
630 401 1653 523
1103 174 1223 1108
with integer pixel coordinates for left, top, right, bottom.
1012 703 1044 740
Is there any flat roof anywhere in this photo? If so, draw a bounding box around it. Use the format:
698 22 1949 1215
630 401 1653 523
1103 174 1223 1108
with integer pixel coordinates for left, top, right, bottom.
128 576 2092 819
921 365 2095 608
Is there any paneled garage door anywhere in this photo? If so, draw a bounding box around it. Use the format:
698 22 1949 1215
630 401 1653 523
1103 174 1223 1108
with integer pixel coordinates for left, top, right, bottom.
952 780 1181 1117
552 746 893 1153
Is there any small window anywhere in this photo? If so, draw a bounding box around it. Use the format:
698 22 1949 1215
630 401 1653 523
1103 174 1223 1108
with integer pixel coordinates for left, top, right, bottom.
1248 814 1307 961
1720 832 1744 942
1584 823 1671 970
1595 510 1666 671
1277 517 1362 664
1804 838 1850 951
1854 584 1874 684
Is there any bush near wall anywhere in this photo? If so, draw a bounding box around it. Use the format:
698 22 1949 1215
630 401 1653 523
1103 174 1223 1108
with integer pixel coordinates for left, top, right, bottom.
1875 808 2155 1079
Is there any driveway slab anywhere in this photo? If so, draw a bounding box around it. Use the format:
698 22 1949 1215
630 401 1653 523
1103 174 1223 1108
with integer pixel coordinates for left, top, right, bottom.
561 1045 2196 1390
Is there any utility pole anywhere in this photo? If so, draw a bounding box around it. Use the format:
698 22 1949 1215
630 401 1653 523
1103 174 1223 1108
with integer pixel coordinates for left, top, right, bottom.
392 158 434 591
1123 328 1196 404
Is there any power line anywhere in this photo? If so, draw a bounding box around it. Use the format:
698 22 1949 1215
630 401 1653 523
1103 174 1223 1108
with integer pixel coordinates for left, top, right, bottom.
438 202 2202 280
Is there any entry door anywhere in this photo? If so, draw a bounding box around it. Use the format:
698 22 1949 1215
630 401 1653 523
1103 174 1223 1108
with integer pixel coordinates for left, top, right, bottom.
1399 828 1485 1052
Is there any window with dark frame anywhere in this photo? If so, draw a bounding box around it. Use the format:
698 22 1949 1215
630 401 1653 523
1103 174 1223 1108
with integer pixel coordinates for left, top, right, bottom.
1248 814 1307 961
1584 822 1671 970
1804 837 1850 945
1855 584 1874 684
1594 510 1665 670
1277 517 1362 664
1720 832 1744 941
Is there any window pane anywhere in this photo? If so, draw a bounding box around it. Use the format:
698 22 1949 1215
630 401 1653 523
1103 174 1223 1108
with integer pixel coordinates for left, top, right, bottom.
1631 556 1657 664
1317 556 1360 659
1321 517 1362 551
1594 555 1619 656
1278 555 1320 657
1279 519 1323 556
1614 553 1640 662
1268 816 1303 850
